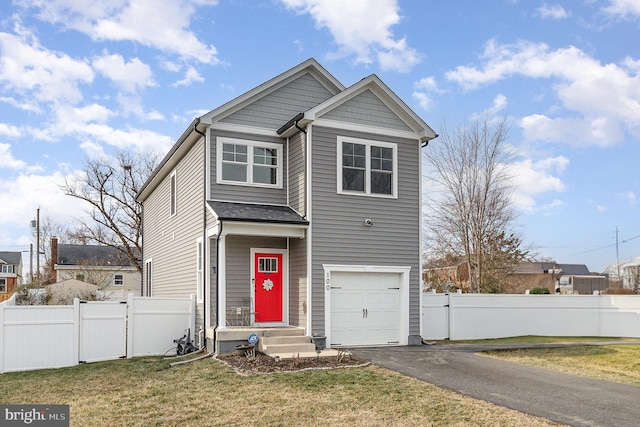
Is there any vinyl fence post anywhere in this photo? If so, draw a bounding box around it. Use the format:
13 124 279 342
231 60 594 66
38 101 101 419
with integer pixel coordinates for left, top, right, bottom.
73 298 80 366
127 292 134 359
0 301 4 374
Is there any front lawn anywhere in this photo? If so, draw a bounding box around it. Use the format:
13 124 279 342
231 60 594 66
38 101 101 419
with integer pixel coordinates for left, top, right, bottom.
484 344 640 387
0 354 559 426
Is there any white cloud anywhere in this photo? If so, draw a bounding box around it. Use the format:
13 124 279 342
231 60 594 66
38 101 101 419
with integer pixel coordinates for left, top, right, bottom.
280 0 421 71
172 67 205 87
603 0 640 18
92 52 155 93
470 94 509 121
412 77 442 110
508 156 569 213
617 190 637 205
0 123 21 138
16 0 221 65
596 204 607 212
446 39 640 146
0 29 94 106
537 4 570 20
0 172 88 229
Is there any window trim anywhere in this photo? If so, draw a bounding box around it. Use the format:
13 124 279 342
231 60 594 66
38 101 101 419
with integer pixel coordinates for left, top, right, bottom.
169 170 177 217
337 136 398 198
216 137 283 188
113 274 124 286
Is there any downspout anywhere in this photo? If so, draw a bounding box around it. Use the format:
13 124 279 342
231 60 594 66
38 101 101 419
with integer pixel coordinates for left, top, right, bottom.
193 118 207 350
214 222 223 353
294 118 308 219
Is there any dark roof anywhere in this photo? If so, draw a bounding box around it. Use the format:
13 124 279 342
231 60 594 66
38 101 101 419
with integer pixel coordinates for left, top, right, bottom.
557 264 591 275
0 251 22 265
207 201 308 225
57 244 138 267
512 261 557 274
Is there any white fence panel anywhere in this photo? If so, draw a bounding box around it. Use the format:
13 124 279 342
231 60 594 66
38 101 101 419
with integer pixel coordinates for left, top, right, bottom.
0 301 78 373
127 294 195 358
79 301 127 363
422 294 640 340
421 293 449 340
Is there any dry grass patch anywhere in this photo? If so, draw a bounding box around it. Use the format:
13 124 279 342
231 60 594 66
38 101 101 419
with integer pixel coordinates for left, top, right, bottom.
0 354 562 426
484 344 640 386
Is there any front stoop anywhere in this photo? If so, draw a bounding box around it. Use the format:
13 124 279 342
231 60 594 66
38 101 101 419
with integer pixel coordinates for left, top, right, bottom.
215 326 339 360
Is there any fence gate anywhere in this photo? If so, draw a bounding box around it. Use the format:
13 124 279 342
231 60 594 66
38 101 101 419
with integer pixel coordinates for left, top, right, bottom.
78 301 127 363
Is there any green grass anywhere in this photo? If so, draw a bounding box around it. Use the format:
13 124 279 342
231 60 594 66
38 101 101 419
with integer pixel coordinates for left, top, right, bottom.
436 335 635 345
484 344 640 387
0 354 559 427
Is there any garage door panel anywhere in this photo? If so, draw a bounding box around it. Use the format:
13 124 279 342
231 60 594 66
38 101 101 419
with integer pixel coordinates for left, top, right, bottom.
330 271 401 347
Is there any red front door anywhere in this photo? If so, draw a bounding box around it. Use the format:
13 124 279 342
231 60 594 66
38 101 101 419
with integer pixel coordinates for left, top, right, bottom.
254 253 283 322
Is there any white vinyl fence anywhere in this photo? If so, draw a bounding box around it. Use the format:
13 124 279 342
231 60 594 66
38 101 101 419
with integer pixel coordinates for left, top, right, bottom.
0 293 195 373
422 293 640 340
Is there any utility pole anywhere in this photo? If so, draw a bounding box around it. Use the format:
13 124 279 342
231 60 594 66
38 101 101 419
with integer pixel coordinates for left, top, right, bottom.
616 226 621 281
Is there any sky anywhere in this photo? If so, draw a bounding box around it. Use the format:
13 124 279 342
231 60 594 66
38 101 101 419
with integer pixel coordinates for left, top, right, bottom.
0 0 639 274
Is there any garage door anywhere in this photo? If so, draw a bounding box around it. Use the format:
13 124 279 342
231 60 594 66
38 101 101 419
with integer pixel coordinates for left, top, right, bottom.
329 272 401 347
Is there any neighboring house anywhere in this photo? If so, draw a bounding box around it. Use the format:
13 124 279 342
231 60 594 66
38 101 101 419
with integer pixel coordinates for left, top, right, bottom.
509 262 608 294
423 259 470 292
0 251 22 298
52 238 141 298
137 58 437 353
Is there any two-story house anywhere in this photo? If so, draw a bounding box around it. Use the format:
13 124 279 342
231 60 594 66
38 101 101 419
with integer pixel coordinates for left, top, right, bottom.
0 251 23 299
137 58 436 354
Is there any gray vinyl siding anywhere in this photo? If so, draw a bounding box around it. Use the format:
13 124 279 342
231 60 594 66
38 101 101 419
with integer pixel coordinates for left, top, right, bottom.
209 128 287 205
310 126 421 336
289 237 307 328
224 235 287 309
321 89 413 132
287 131 306 216
141 137 205 329
221 73 335 129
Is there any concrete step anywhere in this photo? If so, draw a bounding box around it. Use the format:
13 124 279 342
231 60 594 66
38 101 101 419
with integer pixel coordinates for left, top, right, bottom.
263 342 317 354
268 349 341 360
259 335 311 352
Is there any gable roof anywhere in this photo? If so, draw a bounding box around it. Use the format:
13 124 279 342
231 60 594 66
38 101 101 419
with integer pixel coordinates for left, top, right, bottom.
0 252 22 265
207 201 308 225
200 58 345 125
298 74 436 142
57 244 138 267
138 58 344 202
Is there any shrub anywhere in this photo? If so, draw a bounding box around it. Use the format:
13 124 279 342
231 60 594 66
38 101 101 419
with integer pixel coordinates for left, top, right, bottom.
530 287 551 294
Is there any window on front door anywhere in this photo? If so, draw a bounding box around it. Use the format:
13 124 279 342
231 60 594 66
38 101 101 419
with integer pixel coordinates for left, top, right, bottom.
217 137 282 187
338 136 397 197
258 257 278 273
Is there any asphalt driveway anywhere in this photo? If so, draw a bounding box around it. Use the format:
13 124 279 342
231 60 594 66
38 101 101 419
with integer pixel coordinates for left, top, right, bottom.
354 343 640 427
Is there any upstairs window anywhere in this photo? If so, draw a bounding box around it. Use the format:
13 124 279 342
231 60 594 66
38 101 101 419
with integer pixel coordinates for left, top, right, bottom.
217 137 282 188
1 265 14 273
170 171 177 216
0 278 6 293
338 136 397 197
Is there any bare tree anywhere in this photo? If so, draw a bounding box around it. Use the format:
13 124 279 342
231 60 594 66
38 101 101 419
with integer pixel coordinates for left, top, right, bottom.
62 151 158 273
423 117 527 293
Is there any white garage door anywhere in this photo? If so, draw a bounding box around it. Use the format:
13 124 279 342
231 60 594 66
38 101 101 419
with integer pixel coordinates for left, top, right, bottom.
329 272 401 347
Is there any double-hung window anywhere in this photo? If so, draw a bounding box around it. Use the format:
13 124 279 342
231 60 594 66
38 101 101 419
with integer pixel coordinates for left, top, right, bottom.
217 137 282 187
114 274 124 286
338 136 397 197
